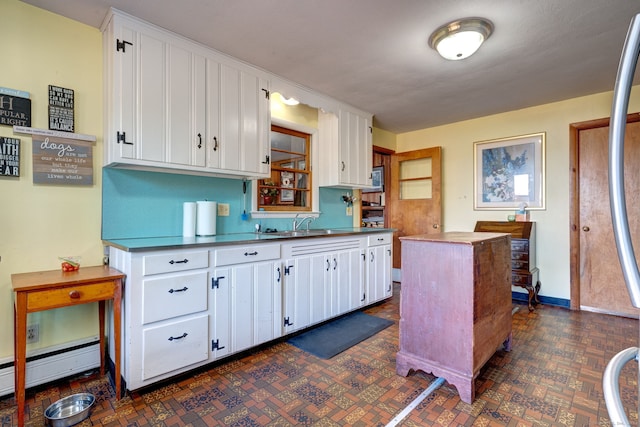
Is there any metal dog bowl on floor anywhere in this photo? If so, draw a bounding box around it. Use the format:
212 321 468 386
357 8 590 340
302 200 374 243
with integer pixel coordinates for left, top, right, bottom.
44 393 95 427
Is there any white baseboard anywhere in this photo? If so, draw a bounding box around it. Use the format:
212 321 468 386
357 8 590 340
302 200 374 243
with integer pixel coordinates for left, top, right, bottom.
0 338 101 397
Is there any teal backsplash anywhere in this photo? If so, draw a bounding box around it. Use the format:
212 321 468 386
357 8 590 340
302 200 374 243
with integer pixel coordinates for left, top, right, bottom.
102 168 352 239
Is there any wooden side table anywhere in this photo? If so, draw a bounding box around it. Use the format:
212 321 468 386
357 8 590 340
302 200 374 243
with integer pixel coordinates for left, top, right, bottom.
11 265 125 427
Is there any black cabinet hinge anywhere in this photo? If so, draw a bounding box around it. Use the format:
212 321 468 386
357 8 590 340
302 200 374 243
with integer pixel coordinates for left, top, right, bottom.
117 131 133 145
212 276 225 289
283 317 293 327
261 88 270 99
211 339 225 351
116 39 133 52
261 155 270 165
284 265 294 275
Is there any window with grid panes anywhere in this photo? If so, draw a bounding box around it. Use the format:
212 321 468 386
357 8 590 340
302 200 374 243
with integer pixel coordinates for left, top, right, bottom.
257 125 311 211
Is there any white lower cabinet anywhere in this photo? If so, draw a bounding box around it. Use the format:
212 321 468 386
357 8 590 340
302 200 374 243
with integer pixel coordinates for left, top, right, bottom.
281 253 325 334
108 246 211 390
211 260 282 356
366 233 393 304
282 237 366 334
107 232 391 392
327 248 364 317
211 243 282 355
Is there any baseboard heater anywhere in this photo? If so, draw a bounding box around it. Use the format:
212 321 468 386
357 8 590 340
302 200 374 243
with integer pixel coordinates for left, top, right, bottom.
0 338 100 397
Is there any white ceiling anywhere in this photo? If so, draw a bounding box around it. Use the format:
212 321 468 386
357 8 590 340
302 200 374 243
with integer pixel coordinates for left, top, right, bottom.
21 0 640 133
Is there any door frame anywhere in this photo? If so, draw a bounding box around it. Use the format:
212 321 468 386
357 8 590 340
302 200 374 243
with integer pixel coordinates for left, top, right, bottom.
569 113 640 310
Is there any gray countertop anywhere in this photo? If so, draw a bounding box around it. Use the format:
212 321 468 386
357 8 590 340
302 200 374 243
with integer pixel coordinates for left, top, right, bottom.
104 227 394 252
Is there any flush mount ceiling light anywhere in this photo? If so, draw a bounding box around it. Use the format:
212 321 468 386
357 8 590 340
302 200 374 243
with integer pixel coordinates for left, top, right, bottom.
428 17 494 60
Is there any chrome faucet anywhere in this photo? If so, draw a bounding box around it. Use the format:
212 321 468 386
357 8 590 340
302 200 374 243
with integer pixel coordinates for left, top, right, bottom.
292 214 315 231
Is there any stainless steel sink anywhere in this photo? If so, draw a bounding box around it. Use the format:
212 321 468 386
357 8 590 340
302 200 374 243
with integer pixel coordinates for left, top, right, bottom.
267 229 347 237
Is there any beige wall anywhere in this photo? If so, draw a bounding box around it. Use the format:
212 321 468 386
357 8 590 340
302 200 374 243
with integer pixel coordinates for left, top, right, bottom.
397 87 640 301
0 0 103 359
372 127 396 151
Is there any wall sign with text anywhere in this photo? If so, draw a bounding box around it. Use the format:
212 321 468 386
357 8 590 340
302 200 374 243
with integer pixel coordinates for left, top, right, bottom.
32 134 93 185
0 137 20 177
0 86 31 128
48 85 74 132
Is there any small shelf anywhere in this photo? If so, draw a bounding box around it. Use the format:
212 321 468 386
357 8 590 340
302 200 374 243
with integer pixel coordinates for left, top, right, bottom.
361 146 393 228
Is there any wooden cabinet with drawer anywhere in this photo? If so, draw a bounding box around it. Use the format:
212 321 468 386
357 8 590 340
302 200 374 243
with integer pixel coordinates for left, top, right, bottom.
474 221 540 311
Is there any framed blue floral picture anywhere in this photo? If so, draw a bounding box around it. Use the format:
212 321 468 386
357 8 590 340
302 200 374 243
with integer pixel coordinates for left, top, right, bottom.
474 132 545 210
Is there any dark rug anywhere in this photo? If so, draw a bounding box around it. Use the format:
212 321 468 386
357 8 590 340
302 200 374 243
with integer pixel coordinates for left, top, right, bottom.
287 311 394 359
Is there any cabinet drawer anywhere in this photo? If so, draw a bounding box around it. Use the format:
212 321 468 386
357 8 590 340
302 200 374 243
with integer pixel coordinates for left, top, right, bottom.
511 240 529 253
512 272 533 286
143 251 209 276
142 272 208 324
368 233 392 246
141 314 208 381
512 252 529 262
215 244 280 266
511 260 529 271
26 281 117 312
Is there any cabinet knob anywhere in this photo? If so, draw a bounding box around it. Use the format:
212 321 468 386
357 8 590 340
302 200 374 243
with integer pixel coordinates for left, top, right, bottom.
69 290 80 299
433 224 439 229
582 226 590 232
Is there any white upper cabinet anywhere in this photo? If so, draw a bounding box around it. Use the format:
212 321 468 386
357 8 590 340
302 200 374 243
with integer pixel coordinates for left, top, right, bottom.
102 9 270 179
318 106 373 188
208 62 270 175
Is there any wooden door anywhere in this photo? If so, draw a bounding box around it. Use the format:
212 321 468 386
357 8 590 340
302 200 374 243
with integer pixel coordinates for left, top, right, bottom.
388 147 442 269
571 116 640 317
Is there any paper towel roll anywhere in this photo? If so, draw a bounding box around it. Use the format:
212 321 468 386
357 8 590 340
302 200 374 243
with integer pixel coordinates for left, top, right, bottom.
196 201 217 236
183 202 196 237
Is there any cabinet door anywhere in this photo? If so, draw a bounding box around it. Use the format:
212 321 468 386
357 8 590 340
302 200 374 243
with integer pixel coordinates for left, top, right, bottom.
368 244 392 303
240 71 270 176
340 110 373 187
328 248 363 316
353 249 367 309
339 110 364 186
108 22 136 162
206 58 221 169
107 18 206 167
215 63 271 176
227 261 280 353
282 257 310 334
318 109 373 188
283 253 332 334
210 269 231 359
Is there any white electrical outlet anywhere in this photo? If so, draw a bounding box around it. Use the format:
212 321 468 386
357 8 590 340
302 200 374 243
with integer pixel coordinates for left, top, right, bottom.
218 203 230 216
27 324 39 344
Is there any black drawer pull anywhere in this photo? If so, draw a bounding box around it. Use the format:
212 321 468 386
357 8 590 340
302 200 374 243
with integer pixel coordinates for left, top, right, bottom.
244 251 258 256
168 286 188 294
168 333 188 341
169 259 189 264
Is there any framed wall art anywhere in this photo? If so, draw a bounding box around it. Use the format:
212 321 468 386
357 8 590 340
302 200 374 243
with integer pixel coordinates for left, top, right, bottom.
280 171 294 202
473 132 545 210
363 166 384 193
